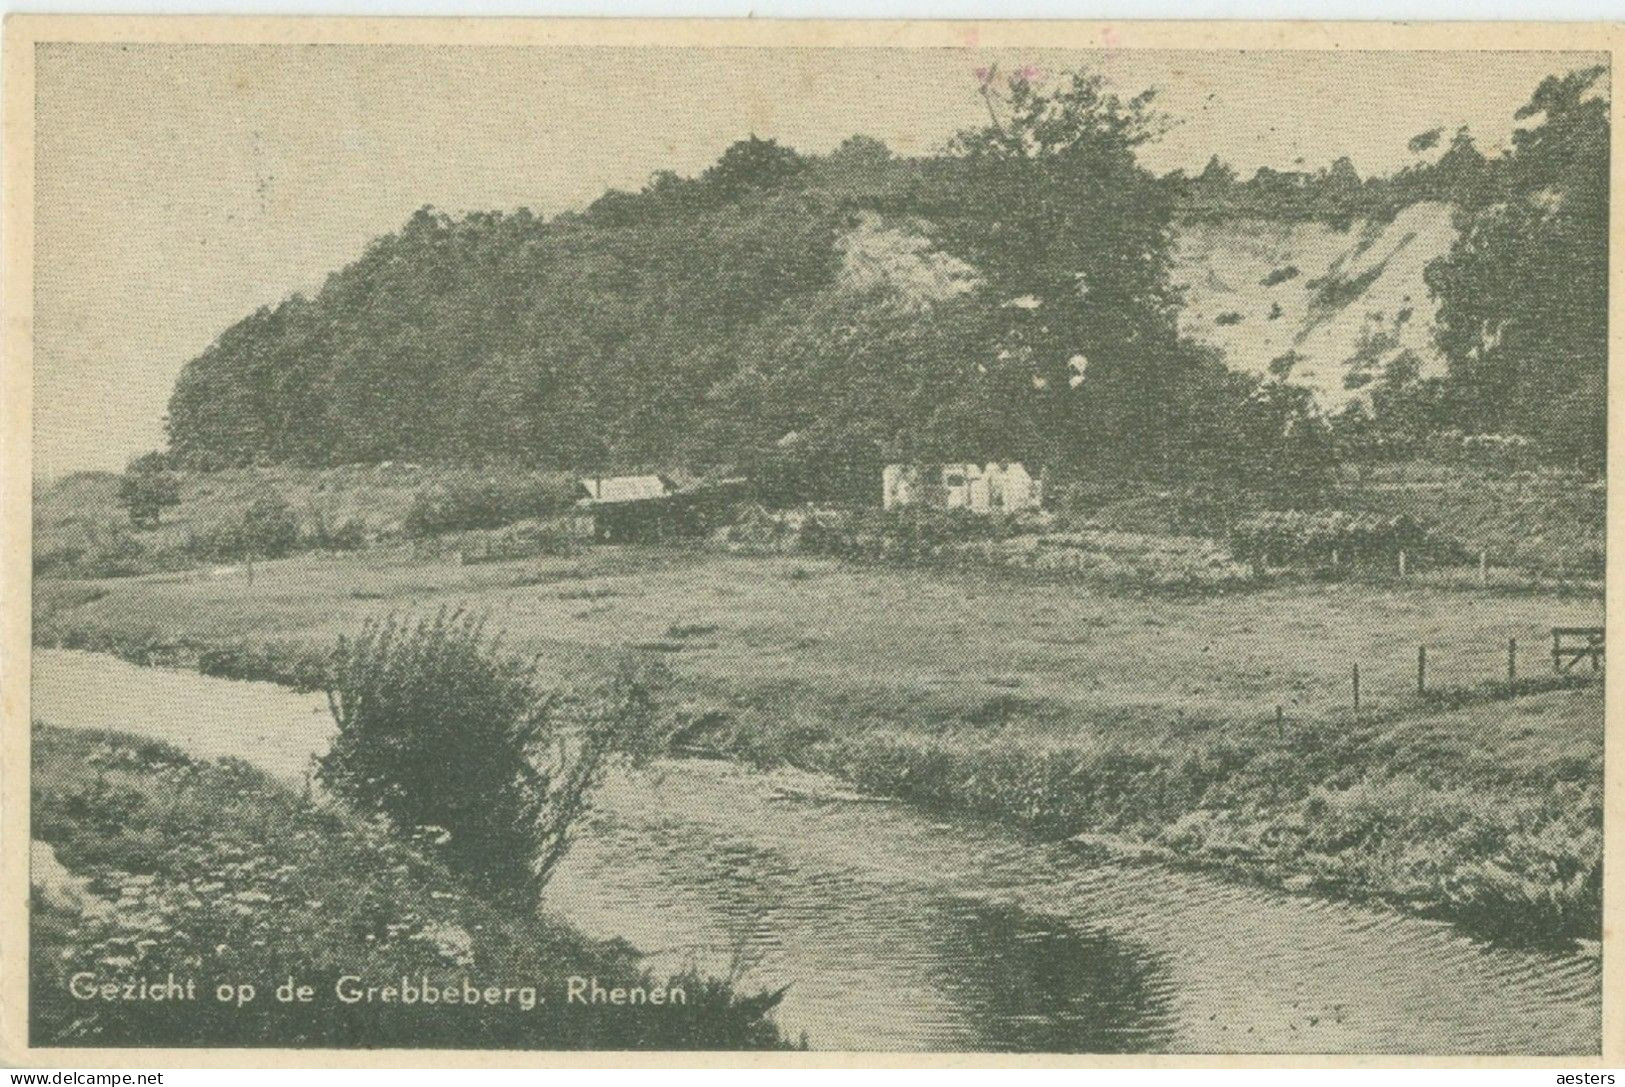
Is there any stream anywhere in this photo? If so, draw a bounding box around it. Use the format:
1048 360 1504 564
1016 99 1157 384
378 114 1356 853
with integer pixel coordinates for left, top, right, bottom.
33 649 1601 1054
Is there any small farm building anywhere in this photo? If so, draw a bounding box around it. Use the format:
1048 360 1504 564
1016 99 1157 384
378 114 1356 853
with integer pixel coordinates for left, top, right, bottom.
882 462 1041 514
576 474 749 542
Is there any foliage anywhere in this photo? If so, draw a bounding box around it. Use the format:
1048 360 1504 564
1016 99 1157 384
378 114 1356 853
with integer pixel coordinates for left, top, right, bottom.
1422 67 1608 470
160 65 1327 504
403 475 577 538
239 493 301 557
1327 460 1604 578
167 193 847 469
116 452 181 529
301 503 368 551
926 68 1188 478
31 725 791 1049
33 522 159 579
317 609 668 904
188 492 301 561
1172 130 1490 225
1229 510 1463 568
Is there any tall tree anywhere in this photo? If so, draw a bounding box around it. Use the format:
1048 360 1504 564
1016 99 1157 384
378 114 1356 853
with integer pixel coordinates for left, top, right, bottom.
1424 66 1608 468
926 66 1193 477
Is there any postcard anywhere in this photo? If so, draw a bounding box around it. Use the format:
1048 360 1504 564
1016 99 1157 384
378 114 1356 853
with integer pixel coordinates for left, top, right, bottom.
2 15 1618 1067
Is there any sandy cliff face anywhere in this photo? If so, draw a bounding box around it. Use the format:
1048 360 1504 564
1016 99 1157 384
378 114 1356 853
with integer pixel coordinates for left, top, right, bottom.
1171 201 1458 411
840 200 1460 414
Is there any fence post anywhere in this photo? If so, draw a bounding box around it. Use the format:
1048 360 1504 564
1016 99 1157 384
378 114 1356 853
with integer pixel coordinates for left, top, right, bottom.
1352 663 1361 715
1398 549 1407 578
1276 704 1284 740
1479 550 1489 586
1508 637 1517 684
1417 645 1427 694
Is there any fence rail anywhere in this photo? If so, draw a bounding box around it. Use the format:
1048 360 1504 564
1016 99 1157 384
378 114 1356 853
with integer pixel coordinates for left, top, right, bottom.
1270 627 1602 735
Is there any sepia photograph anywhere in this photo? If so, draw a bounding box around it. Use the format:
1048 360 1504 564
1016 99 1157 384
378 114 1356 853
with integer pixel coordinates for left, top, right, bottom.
4 17 1614 1062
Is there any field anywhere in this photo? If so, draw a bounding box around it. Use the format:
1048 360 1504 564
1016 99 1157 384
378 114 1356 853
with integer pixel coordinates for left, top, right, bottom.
37 542 1602 726
37 535 1604 943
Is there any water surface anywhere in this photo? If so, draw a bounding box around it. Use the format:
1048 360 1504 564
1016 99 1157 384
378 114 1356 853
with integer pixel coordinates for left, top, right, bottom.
34 649 1601 1054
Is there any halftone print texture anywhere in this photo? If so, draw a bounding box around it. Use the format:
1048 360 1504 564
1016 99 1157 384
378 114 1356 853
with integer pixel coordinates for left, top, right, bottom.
18 24 1610 1058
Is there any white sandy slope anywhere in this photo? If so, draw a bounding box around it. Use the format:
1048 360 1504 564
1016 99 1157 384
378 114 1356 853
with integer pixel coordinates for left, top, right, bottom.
835 202 1459 413
1171 201 1459 411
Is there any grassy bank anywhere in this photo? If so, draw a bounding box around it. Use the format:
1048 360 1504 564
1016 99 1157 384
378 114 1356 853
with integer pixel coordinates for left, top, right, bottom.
779 686 1601 946
35 544 1604 947
30 725 792 1049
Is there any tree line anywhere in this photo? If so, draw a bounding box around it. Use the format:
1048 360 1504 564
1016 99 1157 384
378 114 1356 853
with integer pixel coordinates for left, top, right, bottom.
160 64 1609 501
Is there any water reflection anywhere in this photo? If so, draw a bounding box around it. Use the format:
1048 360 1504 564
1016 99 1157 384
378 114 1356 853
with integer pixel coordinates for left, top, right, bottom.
547 760 1600 1054
923 902 1175 1053
32 652 1604 1055
549 811 1176 1052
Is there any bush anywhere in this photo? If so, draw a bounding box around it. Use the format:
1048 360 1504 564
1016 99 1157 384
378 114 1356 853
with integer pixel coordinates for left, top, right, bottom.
1229 509 1463 568
241 494 301 557
196 492 301 560
116 462 181 529
403 475 576 538
302 505 368 551
33 524 154 578
31 725 792 1049
317 609 667 904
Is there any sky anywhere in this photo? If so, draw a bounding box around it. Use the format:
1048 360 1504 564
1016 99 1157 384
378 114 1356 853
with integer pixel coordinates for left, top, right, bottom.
32 44 1606 479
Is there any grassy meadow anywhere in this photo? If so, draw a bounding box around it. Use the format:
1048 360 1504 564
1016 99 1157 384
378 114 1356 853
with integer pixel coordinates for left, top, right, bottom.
36 531 1604 943
37 541 1602 727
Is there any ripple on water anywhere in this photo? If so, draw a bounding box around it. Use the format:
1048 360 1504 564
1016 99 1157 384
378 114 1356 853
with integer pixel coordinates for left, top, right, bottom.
548 760 1600 1054
32 651 1603 1056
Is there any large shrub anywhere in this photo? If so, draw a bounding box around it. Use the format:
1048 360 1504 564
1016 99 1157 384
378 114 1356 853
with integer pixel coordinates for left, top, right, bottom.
318 609 666 904
240 493 301 557
116 453 181 529
196 492 301 560
1229 510 1463 568
402 475 577 538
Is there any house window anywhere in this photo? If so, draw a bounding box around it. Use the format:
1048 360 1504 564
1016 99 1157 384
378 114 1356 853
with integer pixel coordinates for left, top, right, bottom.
944 473 965 487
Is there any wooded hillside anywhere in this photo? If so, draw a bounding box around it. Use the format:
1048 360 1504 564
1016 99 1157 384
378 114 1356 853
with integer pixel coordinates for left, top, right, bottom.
163 66 1609 494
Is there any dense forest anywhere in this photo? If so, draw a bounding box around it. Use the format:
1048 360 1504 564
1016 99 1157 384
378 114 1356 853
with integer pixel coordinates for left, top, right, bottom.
163 64 1609 499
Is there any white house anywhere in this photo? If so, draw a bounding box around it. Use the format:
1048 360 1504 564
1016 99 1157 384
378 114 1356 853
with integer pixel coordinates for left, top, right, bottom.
882 462 1041 514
